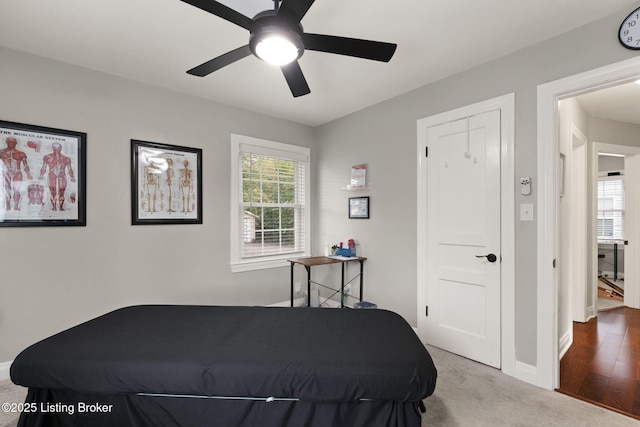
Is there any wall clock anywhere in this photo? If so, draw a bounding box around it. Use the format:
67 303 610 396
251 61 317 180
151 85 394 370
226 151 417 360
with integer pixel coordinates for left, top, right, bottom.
619 6 640 50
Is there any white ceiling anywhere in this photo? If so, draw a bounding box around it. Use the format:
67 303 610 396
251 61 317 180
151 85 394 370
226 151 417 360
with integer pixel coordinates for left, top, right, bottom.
1 0 639 126
574 80 640 126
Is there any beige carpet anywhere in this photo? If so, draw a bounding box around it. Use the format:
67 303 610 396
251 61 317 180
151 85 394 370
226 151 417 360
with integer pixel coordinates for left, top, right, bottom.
1 345 638 426
422 344 638 426
0 379 25 427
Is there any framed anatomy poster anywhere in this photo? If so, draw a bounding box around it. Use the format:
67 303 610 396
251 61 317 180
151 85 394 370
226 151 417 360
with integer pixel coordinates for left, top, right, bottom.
131 140 202 225
0 120 86 227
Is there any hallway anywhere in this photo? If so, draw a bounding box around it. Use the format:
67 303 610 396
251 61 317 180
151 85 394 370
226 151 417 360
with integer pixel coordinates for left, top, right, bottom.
558 307 640 420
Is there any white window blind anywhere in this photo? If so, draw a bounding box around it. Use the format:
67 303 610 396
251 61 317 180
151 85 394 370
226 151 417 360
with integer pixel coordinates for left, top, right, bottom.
230 135 310 272
597 176 624 239
241 152 306 258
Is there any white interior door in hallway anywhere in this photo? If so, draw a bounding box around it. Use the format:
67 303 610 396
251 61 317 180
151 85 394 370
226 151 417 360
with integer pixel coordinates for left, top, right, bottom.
419 109 502 368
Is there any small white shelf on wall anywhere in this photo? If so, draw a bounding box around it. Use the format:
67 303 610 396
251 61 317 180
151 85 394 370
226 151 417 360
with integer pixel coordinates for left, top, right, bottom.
341 185 372 192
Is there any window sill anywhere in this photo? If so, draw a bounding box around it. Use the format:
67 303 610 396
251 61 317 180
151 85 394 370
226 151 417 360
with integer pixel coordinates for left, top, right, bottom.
230 253 309 273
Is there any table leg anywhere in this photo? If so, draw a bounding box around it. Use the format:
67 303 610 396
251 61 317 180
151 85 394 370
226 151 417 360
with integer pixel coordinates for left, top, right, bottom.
341 263 345 308
290 263 294 307
359 260 364 302
306 266 311 307
614 243 618 281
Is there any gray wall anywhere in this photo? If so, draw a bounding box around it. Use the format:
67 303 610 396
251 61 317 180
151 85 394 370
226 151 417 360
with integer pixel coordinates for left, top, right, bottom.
0 46 316 362
2 5 638 371
591 116 640 149
314 7 637 366
598 154 625 172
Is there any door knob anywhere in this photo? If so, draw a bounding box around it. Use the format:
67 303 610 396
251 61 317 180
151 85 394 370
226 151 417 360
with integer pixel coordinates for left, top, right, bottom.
476 253 497 263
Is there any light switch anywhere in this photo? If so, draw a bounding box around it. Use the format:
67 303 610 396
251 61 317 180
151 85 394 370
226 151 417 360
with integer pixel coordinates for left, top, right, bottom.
520 203 534 221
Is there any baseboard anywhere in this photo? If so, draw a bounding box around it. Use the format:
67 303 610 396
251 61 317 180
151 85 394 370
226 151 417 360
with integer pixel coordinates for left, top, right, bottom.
558 330 573 360
513 360 538 386
269 299 345 308
0 361 12 381
267 300 297 307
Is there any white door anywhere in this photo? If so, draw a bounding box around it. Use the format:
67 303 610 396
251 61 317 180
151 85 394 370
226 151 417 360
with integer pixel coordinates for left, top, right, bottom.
624 153 640 309
423 110 501 368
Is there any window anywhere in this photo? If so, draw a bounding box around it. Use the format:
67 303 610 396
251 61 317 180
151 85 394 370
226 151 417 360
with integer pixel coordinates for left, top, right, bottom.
230 134 310 272
597 175 624 240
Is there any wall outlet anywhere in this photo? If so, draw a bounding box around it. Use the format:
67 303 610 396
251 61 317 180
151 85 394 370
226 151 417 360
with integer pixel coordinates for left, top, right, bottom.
344 284 351 295
294 281 301 294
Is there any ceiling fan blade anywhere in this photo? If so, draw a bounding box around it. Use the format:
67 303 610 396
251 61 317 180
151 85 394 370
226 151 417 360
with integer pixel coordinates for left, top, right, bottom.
302 33 397 62
187 45 252 76
281 61 310 97
180 0 256 31
277 0 316 23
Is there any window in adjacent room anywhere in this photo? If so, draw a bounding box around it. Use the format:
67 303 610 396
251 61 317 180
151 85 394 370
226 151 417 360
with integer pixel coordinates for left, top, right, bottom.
597 174 624 240
230 134 310 272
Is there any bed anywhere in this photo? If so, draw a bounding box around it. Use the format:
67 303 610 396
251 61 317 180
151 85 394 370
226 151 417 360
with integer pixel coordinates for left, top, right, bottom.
11 305 437 427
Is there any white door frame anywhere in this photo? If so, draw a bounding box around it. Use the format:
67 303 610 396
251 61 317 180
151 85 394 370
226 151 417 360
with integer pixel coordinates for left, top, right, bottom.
570 123 591 324
417 93 517 379
537 56 640 390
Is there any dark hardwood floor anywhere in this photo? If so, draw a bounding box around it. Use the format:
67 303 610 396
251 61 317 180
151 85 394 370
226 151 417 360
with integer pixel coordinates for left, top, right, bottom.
558 306 640 420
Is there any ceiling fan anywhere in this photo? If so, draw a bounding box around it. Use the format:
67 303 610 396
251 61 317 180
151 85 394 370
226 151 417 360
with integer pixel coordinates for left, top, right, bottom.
181 0 397 97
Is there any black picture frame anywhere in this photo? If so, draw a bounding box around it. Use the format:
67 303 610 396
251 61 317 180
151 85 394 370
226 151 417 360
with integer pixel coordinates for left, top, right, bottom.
349 196 370 219
131 140 202 225
0 120 86 227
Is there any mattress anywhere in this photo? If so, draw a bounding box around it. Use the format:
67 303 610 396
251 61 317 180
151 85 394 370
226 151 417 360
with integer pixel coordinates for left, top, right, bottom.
11 305 437 426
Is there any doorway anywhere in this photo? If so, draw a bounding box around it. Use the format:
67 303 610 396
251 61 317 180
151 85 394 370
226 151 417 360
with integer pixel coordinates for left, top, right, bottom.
537 56 640 390
555 91 640 418
559 90 640 334
592 145 640 312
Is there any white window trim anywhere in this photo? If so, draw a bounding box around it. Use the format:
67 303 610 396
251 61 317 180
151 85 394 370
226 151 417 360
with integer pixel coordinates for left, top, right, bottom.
230 134 310 272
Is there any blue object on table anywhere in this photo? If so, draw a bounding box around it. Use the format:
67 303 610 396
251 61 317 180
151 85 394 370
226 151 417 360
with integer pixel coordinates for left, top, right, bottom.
354 301 377 309
336 248 352 257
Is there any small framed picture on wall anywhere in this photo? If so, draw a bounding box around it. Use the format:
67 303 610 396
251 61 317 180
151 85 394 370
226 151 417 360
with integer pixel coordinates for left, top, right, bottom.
349 196 370 219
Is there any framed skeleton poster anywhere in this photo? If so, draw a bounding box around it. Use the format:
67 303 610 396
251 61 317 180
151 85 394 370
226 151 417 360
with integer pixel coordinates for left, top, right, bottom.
131 140 202 225
0 120 86 227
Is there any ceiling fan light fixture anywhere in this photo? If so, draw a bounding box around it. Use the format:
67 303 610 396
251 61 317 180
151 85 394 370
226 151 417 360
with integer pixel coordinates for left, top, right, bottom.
183 1 397 97
249 23 304 66
255 35 300 65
